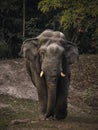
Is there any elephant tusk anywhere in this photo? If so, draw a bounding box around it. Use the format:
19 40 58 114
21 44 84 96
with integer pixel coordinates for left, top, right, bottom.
40 71 44 77
61 72 66 77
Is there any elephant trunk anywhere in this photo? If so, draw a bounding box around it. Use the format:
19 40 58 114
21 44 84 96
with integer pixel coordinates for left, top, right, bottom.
45 81 57 118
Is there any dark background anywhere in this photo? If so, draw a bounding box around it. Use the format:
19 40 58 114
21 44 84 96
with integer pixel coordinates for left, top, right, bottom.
0 0 98 59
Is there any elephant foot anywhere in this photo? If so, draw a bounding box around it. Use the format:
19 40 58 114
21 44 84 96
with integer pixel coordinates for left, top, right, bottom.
45 116 55 121
55 109 67 120
39 114 55 121
39 114 46 121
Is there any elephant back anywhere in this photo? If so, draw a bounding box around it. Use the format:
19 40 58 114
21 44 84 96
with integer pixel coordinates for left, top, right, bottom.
37 29 66 45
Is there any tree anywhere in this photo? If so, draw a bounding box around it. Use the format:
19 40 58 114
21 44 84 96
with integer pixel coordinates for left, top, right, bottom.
38 0 98 53
0 0 23 58
23 0 25 40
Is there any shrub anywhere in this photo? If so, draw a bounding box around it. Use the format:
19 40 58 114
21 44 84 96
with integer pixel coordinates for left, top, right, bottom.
0 41 10 59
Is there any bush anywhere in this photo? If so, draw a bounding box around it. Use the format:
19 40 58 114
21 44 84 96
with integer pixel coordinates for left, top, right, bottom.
0 41 10 59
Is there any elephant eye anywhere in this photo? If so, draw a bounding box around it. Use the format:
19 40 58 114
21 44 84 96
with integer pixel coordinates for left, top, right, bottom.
40 50 45 55
39 50 46 60
40 51 44 57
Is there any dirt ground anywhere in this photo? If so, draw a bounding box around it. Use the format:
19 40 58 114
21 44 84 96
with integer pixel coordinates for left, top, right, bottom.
0 58 38 100
0 55 98 130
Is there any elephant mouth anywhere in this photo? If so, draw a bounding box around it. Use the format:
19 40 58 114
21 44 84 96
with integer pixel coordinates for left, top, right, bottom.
40 70 66 78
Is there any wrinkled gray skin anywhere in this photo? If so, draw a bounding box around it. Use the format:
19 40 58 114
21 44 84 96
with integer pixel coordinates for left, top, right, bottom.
21 30 79 120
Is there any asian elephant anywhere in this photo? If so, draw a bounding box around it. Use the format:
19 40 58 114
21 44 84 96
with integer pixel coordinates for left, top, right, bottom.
21 29 79 120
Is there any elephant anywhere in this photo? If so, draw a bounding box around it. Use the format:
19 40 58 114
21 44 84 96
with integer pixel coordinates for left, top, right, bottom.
21 29 79 120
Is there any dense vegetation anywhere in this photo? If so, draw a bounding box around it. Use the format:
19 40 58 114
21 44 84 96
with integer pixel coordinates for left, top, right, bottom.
0 0 98 59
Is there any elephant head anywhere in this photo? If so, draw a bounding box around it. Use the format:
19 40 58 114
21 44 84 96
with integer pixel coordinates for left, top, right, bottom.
21 30 79 120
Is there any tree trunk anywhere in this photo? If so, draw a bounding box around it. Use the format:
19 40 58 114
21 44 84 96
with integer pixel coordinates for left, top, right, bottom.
23 0 25 40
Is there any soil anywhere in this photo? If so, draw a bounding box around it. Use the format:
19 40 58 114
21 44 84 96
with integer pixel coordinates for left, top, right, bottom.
0 58 38 100
0 55 98 130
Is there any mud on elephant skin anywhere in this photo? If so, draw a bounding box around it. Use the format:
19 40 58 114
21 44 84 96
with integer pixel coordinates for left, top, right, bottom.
21 29 79 120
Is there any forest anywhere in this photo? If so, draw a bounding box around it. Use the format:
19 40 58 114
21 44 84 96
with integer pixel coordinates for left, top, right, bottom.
0 0 98 59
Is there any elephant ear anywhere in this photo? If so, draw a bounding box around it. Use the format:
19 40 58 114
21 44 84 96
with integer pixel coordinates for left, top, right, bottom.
21 38 41 73
21 38 38 60
65 41 79 64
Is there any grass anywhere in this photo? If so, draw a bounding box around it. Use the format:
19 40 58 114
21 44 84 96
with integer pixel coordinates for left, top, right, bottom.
0 94 40 129
0 94 98 130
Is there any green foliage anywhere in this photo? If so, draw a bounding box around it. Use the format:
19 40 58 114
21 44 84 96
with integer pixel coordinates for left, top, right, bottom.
26 18 41 37
38 0 98 29
0 0 23 58
38 0 98 53
0 41 9 59
0 0 98 59
38 0 63 13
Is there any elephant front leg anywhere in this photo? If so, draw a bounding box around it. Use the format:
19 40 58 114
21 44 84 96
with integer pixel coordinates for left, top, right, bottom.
55 78 68 120
35 78 47 120
37 87 47 119
55 99 68 120
38 90 47 112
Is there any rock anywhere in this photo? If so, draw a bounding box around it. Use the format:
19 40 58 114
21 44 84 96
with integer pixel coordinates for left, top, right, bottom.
10 119 30 125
